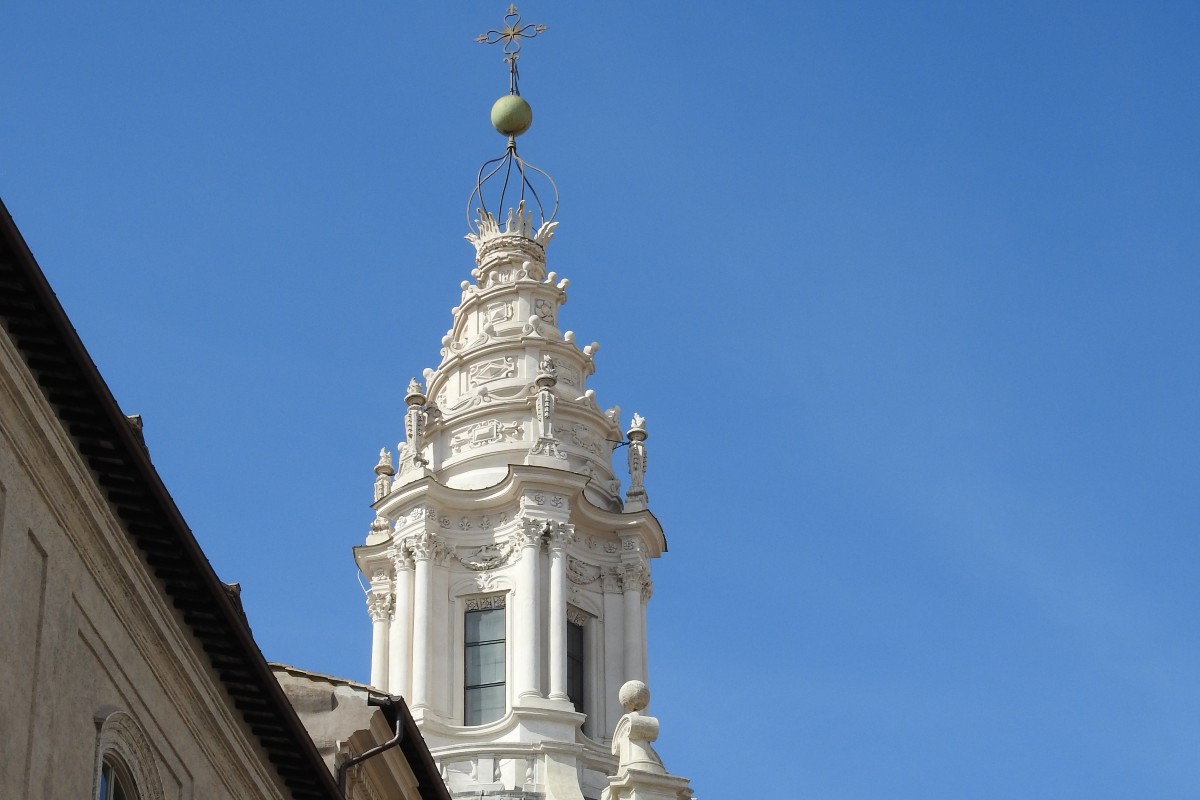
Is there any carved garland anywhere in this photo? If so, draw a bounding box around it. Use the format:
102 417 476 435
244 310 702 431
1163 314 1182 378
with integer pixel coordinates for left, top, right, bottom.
566 555 601 585
456 540 519 571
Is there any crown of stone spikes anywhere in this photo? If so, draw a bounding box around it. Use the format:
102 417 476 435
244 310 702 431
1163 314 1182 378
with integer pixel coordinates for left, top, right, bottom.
465 200 558 261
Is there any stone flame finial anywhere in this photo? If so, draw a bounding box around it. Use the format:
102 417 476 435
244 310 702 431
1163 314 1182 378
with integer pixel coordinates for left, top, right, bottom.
373 448 394 502
625 414 649 511
405 378 427 406
399 378 431 480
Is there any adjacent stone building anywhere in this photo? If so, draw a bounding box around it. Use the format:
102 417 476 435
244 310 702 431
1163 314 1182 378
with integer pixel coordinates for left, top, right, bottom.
0 196 450 800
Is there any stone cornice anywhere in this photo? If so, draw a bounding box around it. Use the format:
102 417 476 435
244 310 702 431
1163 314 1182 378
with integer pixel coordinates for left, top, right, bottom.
375 465 586 515
370 465 665 558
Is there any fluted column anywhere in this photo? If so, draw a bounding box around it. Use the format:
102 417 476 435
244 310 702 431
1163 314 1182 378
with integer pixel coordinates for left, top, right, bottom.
367 588 393 689
621 562 646 683
547 523 574 701
389 547 413 698
514 519 543 700
410 532 438 710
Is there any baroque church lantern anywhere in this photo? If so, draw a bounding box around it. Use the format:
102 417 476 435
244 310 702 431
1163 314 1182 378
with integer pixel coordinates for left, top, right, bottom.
353 9 689 800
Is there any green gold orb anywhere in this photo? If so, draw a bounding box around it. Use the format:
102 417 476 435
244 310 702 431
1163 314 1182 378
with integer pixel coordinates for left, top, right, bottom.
491 94 533 137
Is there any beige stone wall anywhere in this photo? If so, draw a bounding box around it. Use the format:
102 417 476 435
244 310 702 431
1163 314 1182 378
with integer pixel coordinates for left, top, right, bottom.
0 328 288 800
275 668 427 800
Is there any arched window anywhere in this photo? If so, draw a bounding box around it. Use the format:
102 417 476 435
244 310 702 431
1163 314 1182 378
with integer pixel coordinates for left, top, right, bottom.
93 708 163 800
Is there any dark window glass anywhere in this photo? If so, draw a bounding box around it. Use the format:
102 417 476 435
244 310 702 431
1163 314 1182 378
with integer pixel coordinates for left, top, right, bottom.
567 620 585 714
100 761 133 800
465 607 505 725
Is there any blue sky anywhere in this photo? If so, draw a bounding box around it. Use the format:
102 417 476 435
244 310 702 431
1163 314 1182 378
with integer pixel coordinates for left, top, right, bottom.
3 3 1199 797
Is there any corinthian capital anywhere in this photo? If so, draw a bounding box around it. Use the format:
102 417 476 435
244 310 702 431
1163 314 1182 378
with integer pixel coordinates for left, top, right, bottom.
388 542 413 571
601 569 623 594
366 590 394 622
546 521 576 550
620 562 649 593
513 516 547 549
408 530 444 561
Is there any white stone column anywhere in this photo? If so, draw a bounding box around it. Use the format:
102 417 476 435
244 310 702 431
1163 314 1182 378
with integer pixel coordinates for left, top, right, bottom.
410 532 438 710
514 519 543 700
621 563 646 683
547 524 572 701
389 548 413 698
367 588 393 689
602 571 625 738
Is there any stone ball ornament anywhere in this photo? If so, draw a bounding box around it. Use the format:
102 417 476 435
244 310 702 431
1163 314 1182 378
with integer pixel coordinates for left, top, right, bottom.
619 679 650 713
491 94 533 136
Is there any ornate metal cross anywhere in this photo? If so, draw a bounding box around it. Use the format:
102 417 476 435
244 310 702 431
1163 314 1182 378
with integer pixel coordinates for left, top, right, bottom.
475 5 548 94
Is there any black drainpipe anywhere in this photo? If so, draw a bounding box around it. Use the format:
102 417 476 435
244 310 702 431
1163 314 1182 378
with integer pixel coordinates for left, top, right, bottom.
337 693 404 797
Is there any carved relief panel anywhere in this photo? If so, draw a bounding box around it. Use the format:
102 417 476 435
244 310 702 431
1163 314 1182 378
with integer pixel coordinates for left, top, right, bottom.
449 419 525 454
466 356 517 388
554 421 605 456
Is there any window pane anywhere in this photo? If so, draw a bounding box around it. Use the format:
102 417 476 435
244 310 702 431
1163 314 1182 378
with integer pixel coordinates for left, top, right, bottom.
100 761 133 800
466 684 506 725
465 641 505 686
465 608 504 643
567 621 585 713
465 604 506 726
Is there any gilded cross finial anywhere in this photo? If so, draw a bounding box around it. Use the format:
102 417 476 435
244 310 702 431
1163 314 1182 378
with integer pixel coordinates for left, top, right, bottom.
475 5 548 95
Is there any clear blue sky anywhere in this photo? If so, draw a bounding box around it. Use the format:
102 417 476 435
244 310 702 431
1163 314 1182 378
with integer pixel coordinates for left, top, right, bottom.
3 3 1198 797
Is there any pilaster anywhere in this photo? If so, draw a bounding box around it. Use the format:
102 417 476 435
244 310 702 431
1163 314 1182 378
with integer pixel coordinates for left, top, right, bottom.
546 522 576 702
